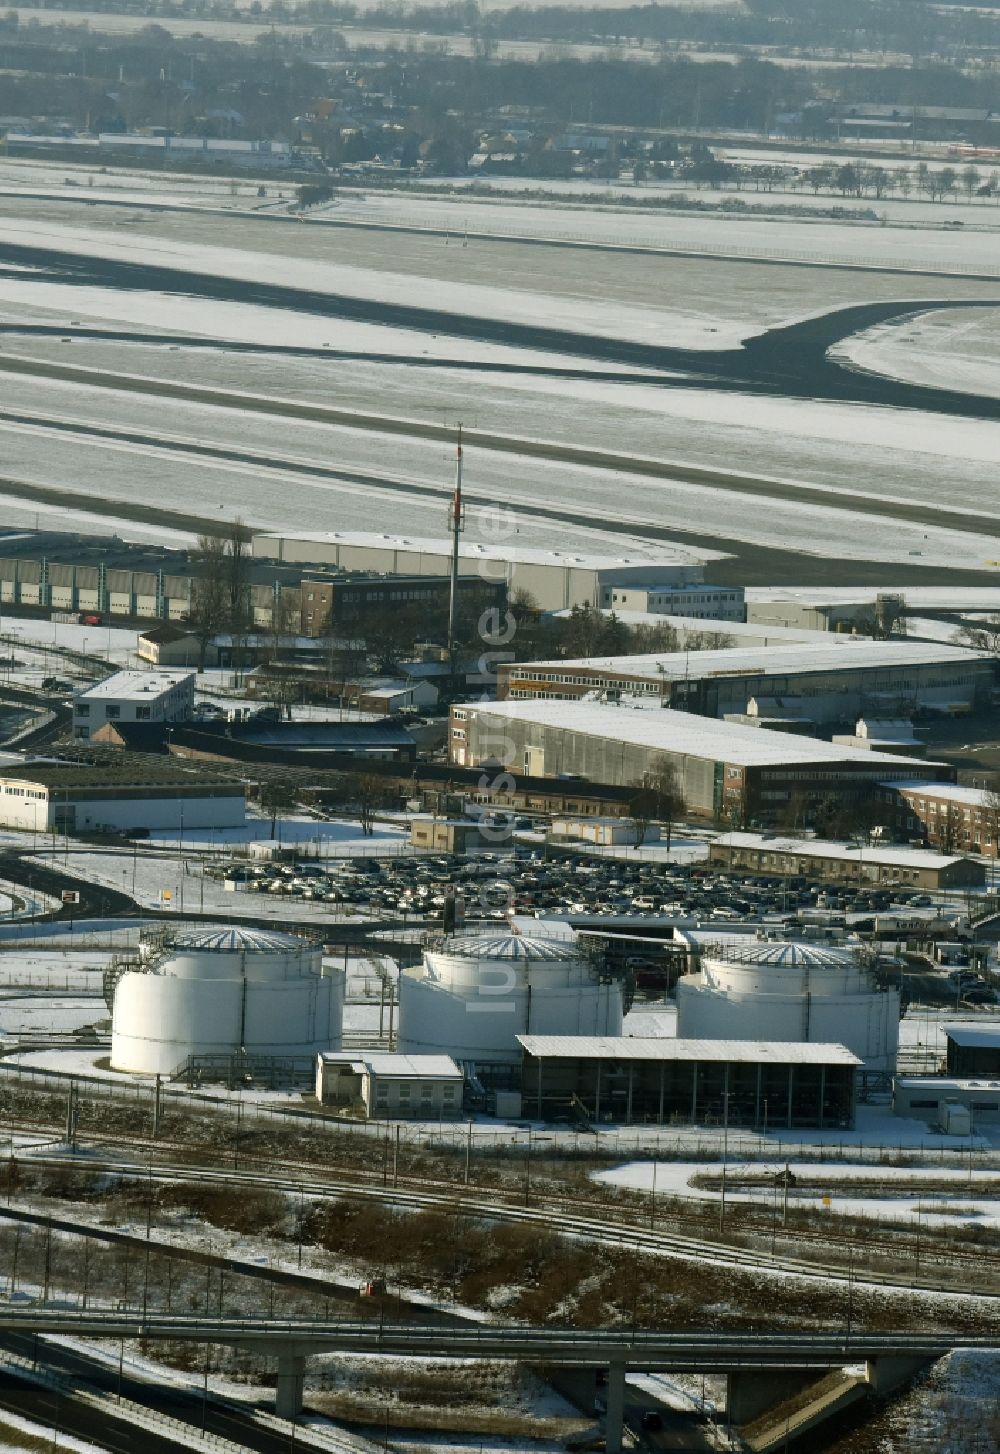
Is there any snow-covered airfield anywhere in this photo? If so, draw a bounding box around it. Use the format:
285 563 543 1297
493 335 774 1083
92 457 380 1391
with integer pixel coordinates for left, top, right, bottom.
0 155 998 581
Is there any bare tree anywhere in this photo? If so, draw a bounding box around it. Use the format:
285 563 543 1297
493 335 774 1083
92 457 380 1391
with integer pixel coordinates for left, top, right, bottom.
937 802 963 854
259 779 298 841
350 772 385 836
629 755 684 850
187 534 229 672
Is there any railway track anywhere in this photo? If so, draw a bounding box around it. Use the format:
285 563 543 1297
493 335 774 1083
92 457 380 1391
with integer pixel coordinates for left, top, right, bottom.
13 1135 1000 1300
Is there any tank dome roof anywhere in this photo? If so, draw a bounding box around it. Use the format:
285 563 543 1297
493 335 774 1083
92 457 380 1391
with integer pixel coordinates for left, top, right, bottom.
434 931 583 962
713 941 857 970
169 927 313 953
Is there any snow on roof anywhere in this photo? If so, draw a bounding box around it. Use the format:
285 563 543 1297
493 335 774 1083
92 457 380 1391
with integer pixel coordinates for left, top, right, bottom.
890 780 993 808
943 1027 1000 1049
746 587 1000 610
517 1035 861 1066
365 1053 463 1079
252 529 713 570
896 1076 1000 1092
468 700 937 770
76 669 194 701
714 832 973 870
513 638 983 679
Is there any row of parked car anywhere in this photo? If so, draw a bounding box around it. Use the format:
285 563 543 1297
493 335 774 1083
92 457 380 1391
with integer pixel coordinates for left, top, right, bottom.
201 851 952 926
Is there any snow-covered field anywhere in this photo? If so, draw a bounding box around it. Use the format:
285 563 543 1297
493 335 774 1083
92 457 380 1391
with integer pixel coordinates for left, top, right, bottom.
595 1154 1000 1228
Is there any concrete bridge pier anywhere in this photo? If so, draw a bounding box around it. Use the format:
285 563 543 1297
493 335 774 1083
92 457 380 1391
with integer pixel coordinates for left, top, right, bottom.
275 1348 308 1419
605 1359 626 1454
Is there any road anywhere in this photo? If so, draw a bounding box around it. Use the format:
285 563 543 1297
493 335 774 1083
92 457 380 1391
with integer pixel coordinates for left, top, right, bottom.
0 1331 327 1453
0 1312 987 1365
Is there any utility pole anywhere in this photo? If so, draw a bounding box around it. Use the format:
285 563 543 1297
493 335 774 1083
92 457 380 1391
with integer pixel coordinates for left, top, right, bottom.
718 1067 730 1233
446 424 465 694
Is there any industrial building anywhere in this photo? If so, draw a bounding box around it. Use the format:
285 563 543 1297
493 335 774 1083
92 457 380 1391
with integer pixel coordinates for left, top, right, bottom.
893 1077 1000 1127
0 762 245 833
73 670 195 743
517 1036 860 1128
0 529 499 636
498 639 989 723
397 929 623 1066
451 699 947 823
945 1026 1000 1078
709 833 985 890
675 941 900 1073
110 927 344 1078
252 529 710 613
315 1051 464 1119
599 583 745 621
8 132 298 167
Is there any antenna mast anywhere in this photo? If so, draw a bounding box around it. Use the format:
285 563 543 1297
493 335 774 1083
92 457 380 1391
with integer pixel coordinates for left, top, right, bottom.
446 424 465 691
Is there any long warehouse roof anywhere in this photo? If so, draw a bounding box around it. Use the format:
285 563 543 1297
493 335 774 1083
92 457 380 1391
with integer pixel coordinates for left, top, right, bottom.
252 529 715 569
509 639 983 679
517 1036 861 1065
465 700 940 770
713 832 972 869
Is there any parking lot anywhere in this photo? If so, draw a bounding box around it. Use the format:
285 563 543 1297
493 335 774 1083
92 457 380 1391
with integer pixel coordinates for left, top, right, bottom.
205 849 982 941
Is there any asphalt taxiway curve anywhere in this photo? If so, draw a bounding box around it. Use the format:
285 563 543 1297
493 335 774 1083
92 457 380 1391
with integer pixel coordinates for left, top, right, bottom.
1 239 999 418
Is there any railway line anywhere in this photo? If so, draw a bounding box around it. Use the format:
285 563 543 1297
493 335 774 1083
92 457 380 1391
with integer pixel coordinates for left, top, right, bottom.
12 1136 1000 1300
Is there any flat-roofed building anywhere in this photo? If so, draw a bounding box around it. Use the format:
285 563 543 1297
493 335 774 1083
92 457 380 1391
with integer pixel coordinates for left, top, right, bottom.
945 1027 1000 1078
710 832 985 890
72 670 195 742
0 761 245 833
599 582 744 621
893 1076 1000 1126
499 639 990 724
517 1035 860 1128
315 1052 463 1119
451 699 948 823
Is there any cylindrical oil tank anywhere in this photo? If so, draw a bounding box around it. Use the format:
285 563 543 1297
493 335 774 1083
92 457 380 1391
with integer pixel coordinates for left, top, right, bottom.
111 926 344 1075
676 940 899 1072
398 929 623 1064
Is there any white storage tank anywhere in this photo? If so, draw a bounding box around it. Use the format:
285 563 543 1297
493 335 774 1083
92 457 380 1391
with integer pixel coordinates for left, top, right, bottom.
111 926 344 1076
398 929 622 1064
676 940 899 1072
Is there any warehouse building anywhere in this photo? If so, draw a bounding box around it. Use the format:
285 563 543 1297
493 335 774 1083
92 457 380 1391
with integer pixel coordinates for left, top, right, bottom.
517 1036 860 1128
498 640 990 724
451 699 948 823
709 833 985 889
0 529 498 636
73 670 195 743
0 762 245 833
252 529 710 613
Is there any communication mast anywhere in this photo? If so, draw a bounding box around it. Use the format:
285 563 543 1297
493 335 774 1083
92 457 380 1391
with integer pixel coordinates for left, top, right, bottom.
446 424 465 688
